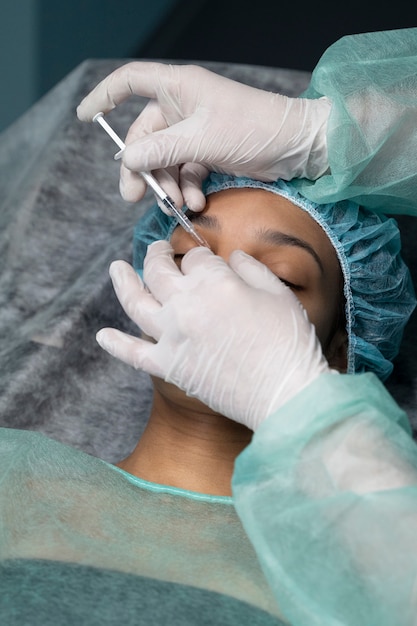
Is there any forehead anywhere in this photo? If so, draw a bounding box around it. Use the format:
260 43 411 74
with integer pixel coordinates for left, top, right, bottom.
200 187 338 266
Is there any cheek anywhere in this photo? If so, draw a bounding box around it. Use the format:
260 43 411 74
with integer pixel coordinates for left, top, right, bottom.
297 293 338 349
152 374 217 414
170 227 197 255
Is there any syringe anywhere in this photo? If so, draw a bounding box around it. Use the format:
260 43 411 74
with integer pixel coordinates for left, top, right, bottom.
93 112 210 249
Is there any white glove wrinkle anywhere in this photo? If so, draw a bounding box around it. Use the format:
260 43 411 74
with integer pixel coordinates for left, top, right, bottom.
78 62 330 210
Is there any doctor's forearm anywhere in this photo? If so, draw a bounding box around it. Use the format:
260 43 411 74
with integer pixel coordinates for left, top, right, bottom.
233 373 417 625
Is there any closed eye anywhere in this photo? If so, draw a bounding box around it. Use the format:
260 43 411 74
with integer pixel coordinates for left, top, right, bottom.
279 278 302 291
175 253 301 290
174 253 186 267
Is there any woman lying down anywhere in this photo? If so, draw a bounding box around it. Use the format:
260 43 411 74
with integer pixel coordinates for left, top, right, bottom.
0 173 415 625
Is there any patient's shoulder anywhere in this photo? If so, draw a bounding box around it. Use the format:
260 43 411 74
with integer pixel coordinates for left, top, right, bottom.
0 427 76 462
0 427 104 482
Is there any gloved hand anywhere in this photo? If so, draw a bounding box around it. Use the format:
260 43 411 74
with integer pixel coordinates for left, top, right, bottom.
77 62 331 213
96 241 334 431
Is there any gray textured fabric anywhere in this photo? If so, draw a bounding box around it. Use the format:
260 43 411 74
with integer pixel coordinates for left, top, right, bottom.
0 58 416 457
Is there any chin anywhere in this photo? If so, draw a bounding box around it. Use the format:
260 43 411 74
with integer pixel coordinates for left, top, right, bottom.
151 375 219 415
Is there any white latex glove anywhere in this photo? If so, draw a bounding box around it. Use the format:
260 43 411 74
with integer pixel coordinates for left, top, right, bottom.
96 241 333 431
77 62 331 213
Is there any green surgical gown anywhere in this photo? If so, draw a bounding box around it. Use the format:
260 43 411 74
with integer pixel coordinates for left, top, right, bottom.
296 27 417 217
2 374 416 625
0 426 284 625
233 372 417 625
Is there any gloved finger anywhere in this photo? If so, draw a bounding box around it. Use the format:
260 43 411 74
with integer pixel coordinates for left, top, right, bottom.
121 102 186 210
108 260 164 340
228 249 291 297
77 61 181 121
119 160 184 210
229 251 311 327
124 99 168 144
143 240 187 301
121 116 208 174
180 163 210 212
96 327 164 378
152 166 184 213
179 245 229 279
119 163 148 203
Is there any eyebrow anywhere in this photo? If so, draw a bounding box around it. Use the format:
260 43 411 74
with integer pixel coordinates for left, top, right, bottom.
255 228 324 273
188 213 221 231
188 213 324 273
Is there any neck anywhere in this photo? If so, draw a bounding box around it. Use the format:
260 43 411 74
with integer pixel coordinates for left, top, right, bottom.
116 389 253 496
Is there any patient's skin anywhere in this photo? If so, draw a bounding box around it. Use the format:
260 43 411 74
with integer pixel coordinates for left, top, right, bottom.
116 188 347 496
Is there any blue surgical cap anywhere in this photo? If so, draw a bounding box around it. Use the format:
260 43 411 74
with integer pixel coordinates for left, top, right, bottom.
133 173 416 381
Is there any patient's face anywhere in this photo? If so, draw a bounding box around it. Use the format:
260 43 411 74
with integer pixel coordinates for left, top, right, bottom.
171 188 346 358
152 187 347 416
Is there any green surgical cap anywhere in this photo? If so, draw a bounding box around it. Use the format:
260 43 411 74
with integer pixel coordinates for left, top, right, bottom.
133 173 416 381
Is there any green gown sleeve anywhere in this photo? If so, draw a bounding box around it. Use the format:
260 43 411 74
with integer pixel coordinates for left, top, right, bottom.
232 372 417 626
294 28 417 216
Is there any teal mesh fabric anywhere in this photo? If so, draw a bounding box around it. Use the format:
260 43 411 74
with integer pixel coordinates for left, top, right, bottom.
133 173 416 381
0 427 284 624
233 371 417 626
295 27 417 216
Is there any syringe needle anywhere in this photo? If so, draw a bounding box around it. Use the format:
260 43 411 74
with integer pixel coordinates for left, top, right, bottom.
93 112 210 249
